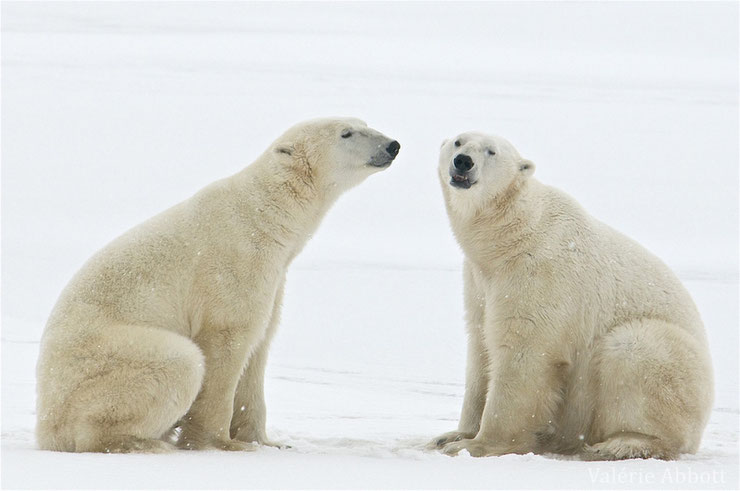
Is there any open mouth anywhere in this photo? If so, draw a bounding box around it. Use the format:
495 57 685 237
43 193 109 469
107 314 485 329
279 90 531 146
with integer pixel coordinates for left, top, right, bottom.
450 173 473 189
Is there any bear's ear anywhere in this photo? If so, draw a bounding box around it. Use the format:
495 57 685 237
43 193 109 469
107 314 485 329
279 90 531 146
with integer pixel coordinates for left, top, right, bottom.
519 159 535 177
440 138 450 148
275 145 293 156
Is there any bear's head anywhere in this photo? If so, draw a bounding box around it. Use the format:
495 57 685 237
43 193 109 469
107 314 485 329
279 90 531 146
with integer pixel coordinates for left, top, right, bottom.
272 117 400 192
438 132 534 211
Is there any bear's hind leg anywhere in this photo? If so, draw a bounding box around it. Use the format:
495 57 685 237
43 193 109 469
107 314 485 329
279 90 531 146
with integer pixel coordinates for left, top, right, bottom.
38 325 204 453
585 319 712 460
582 432 674 460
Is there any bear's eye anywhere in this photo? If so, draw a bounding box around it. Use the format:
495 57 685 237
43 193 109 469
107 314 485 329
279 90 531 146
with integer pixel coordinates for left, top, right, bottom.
341 130 353 139
487 149 496 156
454 140 461 147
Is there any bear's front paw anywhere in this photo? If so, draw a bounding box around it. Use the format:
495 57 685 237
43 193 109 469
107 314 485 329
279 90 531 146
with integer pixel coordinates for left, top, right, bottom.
216 439 258 452
233 429 292 449
235 436 290 450
441 438 505 457
178 437 257 452
427 430 476 449
177 428 258 452
259 438 291 450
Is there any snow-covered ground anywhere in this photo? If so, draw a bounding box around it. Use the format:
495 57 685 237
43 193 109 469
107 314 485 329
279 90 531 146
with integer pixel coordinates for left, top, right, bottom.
2 2 738 489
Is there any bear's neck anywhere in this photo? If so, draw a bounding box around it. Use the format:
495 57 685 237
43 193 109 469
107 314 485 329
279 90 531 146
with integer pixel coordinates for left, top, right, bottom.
232 156 339 264
447 179 543 273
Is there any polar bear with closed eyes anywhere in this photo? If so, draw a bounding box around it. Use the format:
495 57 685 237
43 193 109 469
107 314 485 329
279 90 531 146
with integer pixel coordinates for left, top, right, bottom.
429 131 712 460
36 117 400 453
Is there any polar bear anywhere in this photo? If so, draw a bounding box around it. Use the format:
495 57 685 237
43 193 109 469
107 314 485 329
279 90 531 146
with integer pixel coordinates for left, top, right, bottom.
429 132 713 460
36 117 400 453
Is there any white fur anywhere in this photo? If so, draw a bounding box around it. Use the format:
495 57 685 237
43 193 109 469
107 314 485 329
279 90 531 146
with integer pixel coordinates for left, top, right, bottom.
430 132 713 460
36 117 399 453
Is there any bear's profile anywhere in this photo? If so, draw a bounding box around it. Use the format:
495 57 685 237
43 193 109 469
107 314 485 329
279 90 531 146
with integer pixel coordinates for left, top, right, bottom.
36 117 400 453
429 131 712 460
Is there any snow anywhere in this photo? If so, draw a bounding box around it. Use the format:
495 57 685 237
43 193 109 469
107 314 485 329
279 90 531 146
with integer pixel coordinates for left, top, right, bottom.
1 2 738 489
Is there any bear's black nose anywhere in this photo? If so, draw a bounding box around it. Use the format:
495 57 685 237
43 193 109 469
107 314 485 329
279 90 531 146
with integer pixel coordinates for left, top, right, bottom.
454 154 474 172
386 140 400 158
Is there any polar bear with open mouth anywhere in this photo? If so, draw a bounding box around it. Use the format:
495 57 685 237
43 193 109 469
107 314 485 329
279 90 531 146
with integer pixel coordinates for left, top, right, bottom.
36 117 400 453
430 131 712 460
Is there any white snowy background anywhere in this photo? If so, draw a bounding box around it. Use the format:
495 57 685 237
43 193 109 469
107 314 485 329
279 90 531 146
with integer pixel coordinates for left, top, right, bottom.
1 2 738 489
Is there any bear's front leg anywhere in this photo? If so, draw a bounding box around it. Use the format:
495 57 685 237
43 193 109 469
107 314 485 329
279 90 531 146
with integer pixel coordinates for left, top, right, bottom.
230 281 288 449
429 311 489 449
443 329 568 457
177 325 258 451
429 262 489 449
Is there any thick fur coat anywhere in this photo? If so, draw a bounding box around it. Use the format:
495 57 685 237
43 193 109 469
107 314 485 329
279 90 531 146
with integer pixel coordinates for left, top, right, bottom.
36 118 400 453
430 132 713 460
